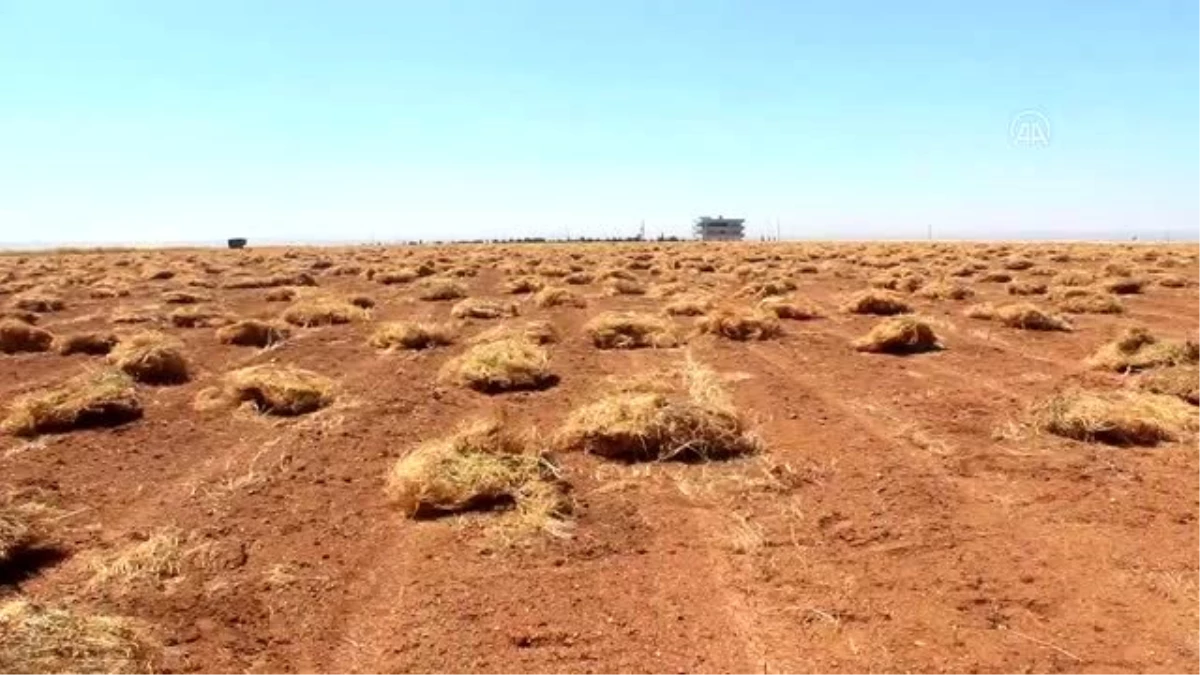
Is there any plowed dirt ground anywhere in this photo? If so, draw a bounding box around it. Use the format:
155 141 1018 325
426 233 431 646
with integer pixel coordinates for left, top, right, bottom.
1 241 1197 673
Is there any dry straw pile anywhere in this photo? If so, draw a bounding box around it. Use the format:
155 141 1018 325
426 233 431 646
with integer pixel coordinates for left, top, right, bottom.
370 322 455 351
840 290 912 316
0 600 155 674
108 332 190 384
441 338 558 393
450 298 518 319
585 312 680 349
281 297 368 327
967 303 1072 331
0 319 53 354
853 317 942 354
198 365 334 416
696 307 783 341
54 332 118 356
216 319 291 348
556 359 760 462
1137 366 1199 404
1085 327 1197 372
385 420 568 531
1032 389 1195 446
2 370 142 437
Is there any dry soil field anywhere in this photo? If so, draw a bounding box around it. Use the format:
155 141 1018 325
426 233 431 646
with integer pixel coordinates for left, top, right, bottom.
0 241 1197 673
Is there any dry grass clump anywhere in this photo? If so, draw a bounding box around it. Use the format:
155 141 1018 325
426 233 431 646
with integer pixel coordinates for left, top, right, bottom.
649 282 685 299
281 297 368 327
696 307 782 341
89 284 129 299
0 500 37 566
107 332 190 384
1102 277 1146 295
1052 270 1094 287
585 312 680 349
216 319 291 348
504 277 545 294
200 365 334 416
0 599 155 674
1103 262 1133 277
440 338 558 393
1157 274 1191 288
468 320 559 346
86 528 195 589
1085 328 1198 372
445 265 477 278
555 359 760 462
375 268 419 285
978 270 1014 283
738 278 797 298
11 291 65 313
55 332 118 356
182 276 216 289
0 309 38 325
348 294 375 309
450 297 518 319
597 267 638 282
916 281 974 300
1052 288 1125 314
327 264 360 277
604 278 647 296
1031 389 1195 446
264 287 297 302
385 420 567 529
537 265 571 278
2 370 142 437
168 306 229 328
758 296 821 320
1002 256 1035 270
663 295 713 316
869 273 924 293
853 316 942 354
1007 280 1047 296
161 290 207 304
369 321 454 350
0 318 53 354
533 287 587 308
109 306 160 325
416 278 467 301
993 303 1072 331
144 268 175 280
840 290 912 315
1137 365 1199 405
223 272 315 289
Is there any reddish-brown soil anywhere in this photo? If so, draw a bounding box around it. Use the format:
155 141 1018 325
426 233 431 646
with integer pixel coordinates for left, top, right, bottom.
1 241 1197 673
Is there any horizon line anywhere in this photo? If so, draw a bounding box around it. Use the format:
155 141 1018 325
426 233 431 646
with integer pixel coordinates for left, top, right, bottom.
1 234 1196 253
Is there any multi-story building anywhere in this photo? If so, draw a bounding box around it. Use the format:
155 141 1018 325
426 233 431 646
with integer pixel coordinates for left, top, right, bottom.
693 216 745 241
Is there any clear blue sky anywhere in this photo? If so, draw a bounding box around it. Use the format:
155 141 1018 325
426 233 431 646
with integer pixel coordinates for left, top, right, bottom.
2 1 1197 244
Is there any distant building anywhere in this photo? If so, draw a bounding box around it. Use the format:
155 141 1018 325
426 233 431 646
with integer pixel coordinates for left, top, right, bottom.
693 216 745 241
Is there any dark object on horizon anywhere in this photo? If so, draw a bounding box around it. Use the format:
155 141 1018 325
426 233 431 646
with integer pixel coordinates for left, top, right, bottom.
228 238 248 249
